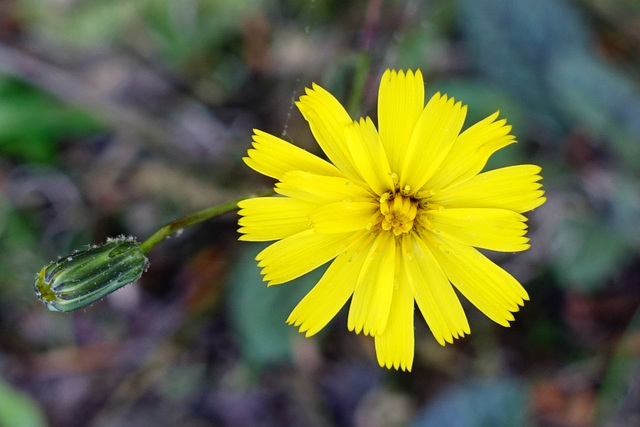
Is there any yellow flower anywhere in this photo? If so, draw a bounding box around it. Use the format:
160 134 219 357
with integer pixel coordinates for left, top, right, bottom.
238 69 545 371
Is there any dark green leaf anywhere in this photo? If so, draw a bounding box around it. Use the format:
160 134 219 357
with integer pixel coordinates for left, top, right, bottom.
0 77 101 162
227 243 327 368
550 217 631 292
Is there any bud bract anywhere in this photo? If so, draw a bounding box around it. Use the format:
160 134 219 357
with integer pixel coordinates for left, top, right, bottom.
34 237 148 312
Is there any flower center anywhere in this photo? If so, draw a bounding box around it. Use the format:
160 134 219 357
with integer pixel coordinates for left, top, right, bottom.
377 192 419 236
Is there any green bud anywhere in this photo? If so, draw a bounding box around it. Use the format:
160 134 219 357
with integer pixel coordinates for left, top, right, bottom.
34 236 149 312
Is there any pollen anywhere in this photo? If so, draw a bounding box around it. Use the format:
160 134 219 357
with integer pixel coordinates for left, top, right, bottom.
377 192 419 236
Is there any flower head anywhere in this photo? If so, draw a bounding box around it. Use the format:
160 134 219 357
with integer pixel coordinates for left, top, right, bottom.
238 70 545 371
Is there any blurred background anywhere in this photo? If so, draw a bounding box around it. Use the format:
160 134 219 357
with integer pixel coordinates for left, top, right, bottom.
0 0 639 425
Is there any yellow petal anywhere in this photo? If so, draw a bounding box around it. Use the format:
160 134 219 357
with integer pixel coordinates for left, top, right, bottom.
296 84 359 179
310 201 378 234
378 69 425 175
424 208 530 252
427 111 516 189
345 117 394 195
287 236 370 336
403 235 470 345
276 170 372 204
244 129 341 180
432 165 546 213
256 229 360 285
427 234 529 327
238 197 314 241
400 93 467 195
374 265 415 371
347 232 395 336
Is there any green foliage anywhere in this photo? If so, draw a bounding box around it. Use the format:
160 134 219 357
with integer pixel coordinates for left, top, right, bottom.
459 0 590 131
427 79 526 138
142 0 261 64
459 0 640 172
550 171 640 292
547 51 640 168
19 0 267 101
550 216 631 292
18 0 140 47
395 26 443 72
227 243 326 369
0 379 48 427
0 78 101 163
20 0 264 67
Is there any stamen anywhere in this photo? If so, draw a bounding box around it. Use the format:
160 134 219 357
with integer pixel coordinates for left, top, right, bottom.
373 193 419 236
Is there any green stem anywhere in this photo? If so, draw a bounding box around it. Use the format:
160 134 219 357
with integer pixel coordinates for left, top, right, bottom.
138 190 274 254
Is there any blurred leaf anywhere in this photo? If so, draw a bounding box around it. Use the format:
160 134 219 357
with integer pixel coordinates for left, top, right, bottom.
20 0 264 85
547 52 640 168
550 216 631 292
0 77 101 163
395 26 444 72
19 0 139 47
227 243 326 368
457 0 593 136
428 78 525 137
427 79 527 169
395 0 458 71
141 0 264 66
549 169 640 292
460 0 640 169
0 378 48 427
411 378 527 427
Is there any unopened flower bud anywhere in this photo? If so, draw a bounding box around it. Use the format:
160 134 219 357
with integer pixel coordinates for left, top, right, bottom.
34 237 148 312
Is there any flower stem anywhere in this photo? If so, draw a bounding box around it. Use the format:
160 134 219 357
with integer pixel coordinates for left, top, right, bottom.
138 190 273 254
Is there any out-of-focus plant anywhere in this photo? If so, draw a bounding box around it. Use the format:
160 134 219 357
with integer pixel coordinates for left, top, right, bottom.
0 378 49 427
0 77 101 163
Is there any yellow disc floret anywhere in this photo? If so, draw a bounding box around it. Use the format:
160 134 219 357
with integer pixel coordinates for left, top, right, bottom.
378 192 419 236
